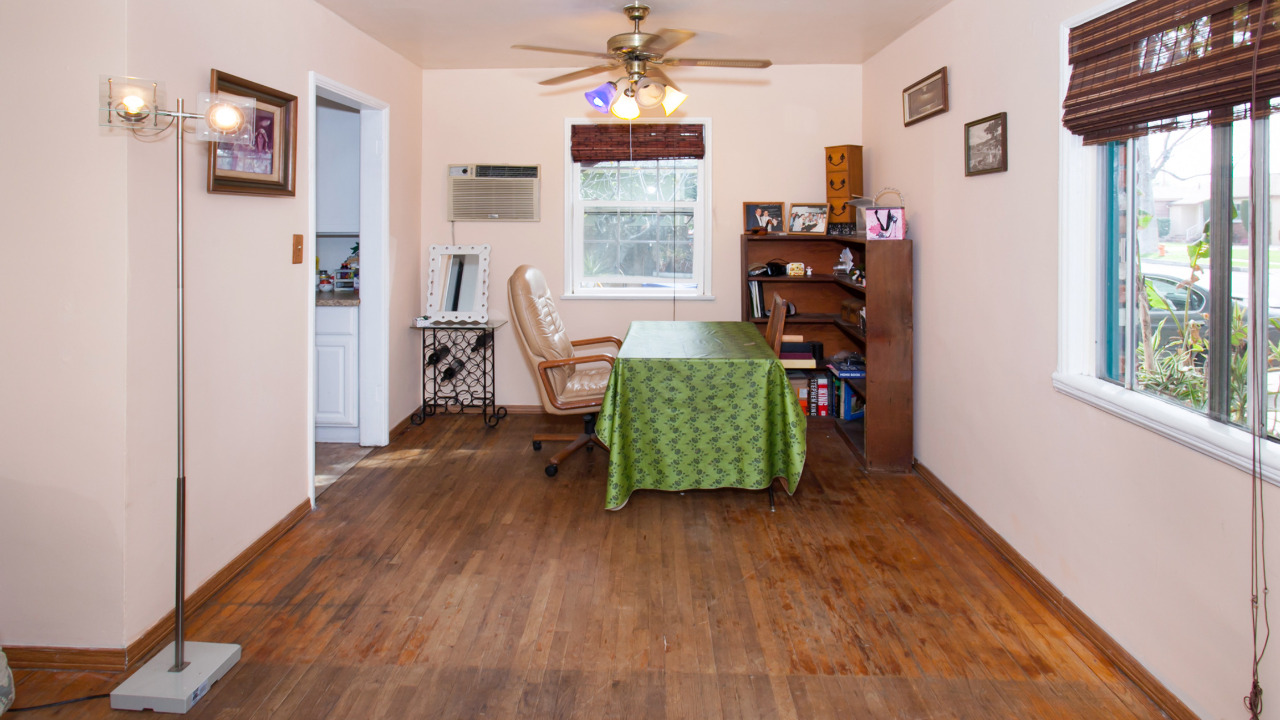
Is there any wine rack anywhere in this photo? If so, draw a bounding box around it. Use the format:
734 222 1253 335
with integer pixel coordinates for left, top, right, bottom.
411 320 507 427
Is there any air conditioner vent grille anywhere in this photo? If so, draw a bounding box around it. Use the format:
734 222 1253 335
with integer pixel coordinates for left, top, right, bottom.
447 164 540 222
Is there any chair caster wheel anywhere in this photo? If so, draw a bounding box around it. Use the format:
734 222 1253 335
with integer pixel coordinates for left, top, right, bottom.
532 441 542 451
545 464 558 477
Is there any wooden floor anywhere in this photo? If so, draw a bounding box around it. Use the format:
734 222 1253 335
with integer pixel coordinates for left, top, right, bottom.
13 413 1169 719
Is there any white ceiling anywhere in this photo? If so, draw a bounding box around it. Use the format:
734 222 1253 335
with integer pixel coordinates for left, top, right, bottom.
312 0 954 72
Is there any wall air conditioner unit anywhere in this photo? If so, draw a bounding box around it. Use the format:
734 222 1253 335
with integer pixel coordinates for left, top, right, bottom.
447 164 540 222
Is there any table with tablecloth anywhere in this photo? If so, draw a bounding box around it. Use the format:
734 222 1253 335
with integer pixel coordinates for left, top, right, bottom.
595 321 807 510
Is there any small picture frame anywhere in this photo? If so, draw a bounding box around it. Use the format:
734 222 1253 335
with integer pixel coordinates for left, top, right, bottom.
903 67 949 127
207 70 298 196
744 202 784 233
787 203 828 235
965 112 1008 176
865 207 905 240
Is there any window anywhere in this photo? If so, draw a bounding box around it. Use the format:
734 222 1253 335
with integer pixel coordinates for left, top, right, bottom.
564 121 711 298
1058 0 1280 476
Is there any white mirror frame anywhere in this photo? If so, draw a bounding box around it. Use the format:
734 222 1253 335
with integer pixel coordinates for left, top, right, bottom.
426 244 490 323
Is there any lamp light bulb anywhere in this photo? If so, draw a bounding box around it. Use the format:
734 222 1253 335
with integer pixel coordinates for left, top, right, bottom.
121 94 146 114
660 87 688 116
611 91 640 120
206 102 245 133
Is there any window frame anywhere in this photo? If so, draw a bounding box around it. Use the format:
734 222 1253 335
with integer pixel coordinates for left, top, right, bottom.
561 118 714 300
1055 9 1280 483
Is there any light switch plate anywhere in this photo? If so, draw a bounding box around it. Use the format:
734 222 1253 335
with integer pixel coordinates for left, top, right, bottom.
291 234 304 264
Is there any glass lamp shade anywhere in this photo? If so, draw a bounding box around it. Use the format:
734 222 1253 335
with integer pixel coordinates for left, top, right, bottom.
660 87 688 116
584 82 618 114
610 91 640 120
99 75 165 127
195 92 256 145
634 78 666 109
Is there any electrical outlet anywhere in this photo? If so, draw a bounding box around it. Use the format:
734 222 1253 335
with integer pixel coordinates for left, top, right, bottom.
291 234 304 264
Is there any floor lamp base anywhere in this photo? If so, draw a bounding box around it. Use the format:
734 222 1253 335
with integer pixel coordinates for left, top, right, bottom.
110 641 240 714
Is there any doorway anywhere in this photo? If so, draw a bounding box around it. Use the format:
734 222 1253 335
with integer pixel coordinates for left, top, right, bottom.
308 73 391 505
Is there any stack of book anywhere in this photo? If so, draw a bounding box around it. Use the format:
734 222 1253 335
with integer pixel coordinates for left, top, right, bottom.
778 340 823 370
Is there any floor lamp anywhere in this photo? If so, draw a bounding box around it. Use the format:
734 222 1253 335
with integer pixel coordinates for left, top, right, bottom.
98 75 256 714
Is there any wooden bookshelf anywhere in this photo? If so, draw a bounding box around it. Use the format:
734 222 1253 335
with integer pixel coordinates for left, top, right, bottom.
741 233 913 472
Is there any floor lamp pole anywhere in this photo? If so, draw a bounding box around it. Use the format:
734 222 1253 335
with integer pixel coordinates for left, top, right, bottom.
110 95 241 715
173 97 188 674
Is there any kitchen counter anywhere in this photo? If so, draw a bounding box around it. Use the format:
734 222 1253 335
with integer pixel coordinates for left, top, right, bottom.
316 289 360 307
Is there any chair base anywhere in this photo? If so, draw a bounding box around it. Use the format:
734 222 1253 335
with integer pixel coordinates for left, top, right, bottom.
533 414 607 476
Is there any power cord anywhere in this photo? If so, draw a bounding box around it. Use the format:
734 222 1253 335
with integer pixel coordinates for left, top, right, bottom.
9 693 110 712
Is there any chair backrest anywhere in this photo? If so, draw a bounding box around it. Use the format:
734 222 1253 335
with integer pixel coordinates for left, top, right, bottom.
508 265 578 409
763 293 787 354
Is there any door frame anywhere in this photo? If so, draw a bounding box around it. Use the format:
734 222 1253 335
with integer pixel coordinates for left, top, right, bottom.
307 72 391 504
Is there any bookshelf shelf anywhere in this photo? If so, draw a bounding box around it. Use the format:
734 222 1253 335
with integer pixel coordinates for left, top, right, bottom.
742 232 913 472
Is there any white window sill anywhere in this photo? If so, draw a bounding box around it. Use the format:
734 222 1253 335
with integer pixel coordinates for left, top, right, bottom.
1052 371 1280 486
560 293 717 301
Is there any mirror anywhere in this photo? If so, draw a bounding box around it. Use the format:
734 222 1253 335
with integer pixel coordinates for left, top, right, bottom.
426 244 490 322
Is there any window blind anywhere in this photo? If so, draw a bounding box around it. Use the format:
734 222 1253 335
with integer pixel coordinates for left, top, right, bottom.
1063 0 1280 144
570 123 705 162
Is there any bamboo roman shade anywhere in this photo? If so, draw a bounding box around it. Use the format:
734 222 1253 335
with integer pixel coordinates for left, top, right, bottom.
1063 0 1280 144
570 123 705 162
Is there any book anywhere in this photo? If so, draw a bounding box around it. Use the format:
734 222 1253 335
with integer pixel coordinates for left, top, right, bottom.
779 352 817 369
781 334 805 343
817 375 829 417
826 363 866 379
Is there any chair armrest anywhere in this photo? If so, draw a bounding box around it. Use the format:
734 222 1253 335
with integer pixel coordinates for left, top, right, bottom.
536 354 616 411
571 336 623 350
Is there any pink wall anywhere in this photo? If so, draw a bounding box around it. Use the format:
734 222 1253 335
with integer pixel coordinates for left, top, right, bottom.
420 66 864 407
862 0 1263 716
0 0 423 649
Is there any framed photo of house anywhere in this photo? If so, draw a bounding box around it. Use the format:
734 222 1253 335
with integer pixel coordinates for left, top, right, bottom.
903 67 949 126
744 202 784 233
965 112 1008 176
787 203 828 235
865 206 906 240
207 70 298 196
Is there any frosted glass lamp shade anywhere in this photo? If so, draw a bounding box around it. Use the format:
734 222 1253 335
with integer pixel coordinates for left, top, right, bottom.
634 78 665 109
585 82 618 114
100 75 164 127
195 92 256 144
660 87 688 116
610 91 640 120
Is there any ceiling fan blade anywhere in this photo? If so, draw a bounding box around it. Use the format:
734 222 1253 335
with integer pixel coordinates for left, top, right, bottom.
512 44 615 62
651 28 695 54
662 57 773 69
644 66 679 92
537 64 619 86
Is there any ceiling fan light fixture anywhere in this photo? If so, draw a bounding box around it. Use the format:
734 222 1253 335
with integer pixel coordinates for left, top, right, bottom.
660 86 688 115
634 78 666 109
585 81 619 114
610 89 640 120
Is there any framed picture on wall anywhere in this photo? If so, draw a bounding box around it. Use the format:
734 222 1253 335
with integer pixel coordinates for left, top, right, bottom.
207 70 298 196
903 67 949 126
744 202 784 233
787 203 828 235
965 112 1008 176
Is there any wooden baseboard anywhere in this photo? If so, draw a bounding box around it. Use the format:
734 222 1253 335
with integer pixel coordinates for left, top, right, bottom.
912 462 1198 720
7 499 311 672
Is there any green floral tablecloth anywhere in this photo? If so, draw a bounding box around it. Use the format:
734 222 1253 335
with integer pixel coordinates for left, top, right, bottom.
596 321 806 510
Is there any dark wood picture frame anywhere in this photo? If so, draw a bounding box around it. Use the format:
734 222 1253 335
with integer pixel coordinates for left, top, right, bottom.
903 67 949 127
965 112 1008 176
787 203 828 235
207 70 297 197
744 202 785 233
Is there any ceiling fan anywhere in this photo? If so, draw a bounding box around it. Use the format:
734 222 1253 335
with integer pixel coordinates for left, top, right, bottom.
513 2 772 116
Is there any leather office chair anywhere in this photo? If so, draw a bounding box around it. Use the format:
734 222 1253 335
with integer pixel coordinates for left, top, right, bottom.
508 265 622 477
763 292 787 354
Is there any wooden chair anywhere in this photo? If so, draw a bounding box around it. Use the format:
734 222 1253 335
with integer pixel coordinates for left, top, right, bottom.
763 293 787 354
508 265 622 477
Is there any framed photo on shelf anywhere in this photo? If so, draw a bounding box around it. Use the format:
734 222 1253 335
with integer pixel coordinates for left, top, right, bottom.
207 69 298 196
965 112 1008 176
903 67 949 126
743 202 784 233
787 203 828 235
865 207 905 240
